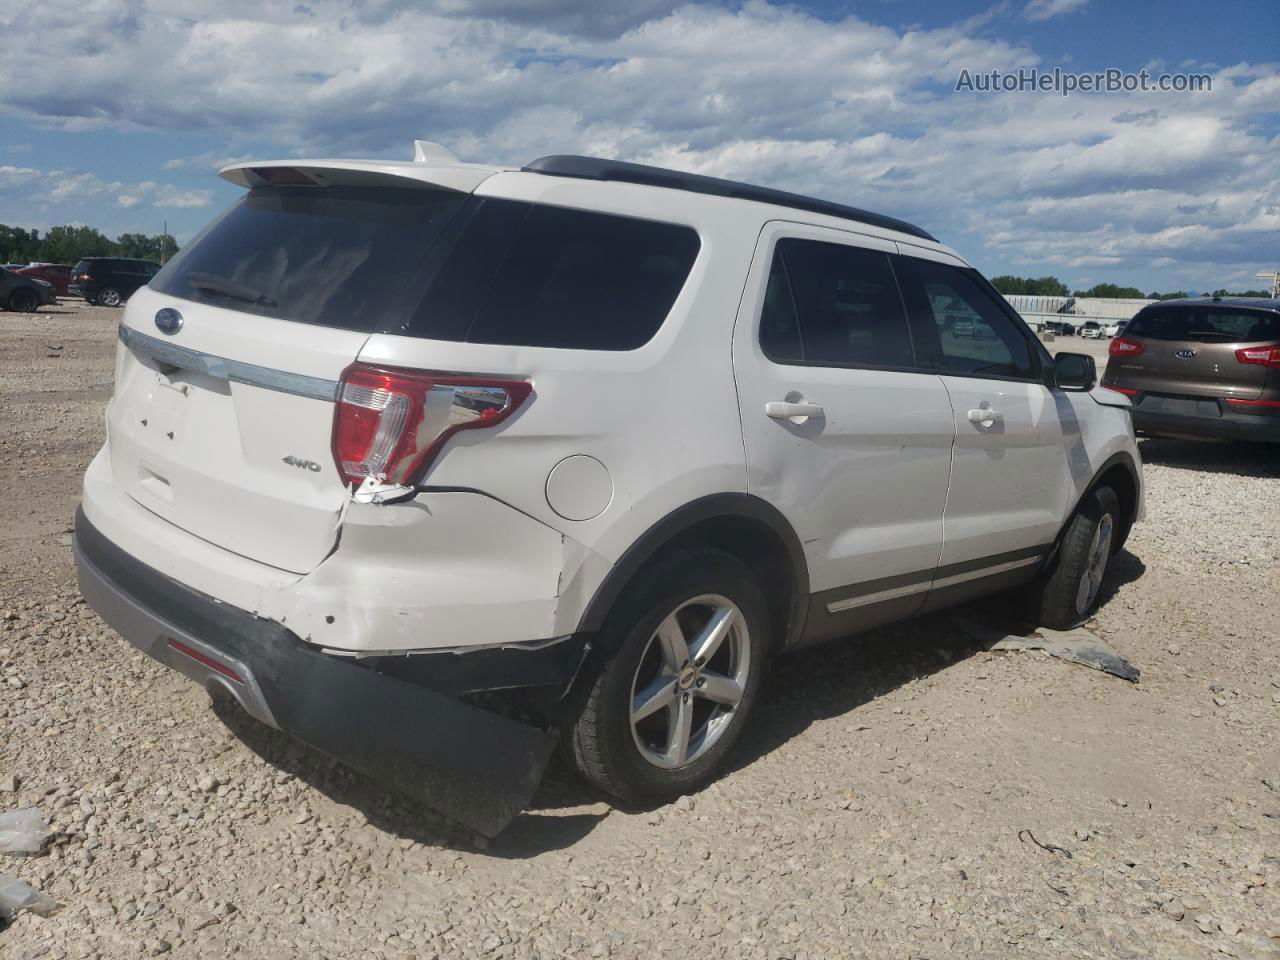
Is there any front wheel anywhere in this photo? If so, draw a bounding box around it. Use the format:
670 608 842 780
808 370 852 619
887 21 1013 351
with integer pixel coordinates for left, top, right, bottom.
8 288 38 312
566 548 770 803
1029 486 1120 630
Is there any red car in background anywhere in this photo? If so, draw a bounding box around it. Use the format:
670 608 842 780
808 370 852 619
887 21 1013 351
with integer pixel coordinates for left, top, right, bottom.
15 263 72 297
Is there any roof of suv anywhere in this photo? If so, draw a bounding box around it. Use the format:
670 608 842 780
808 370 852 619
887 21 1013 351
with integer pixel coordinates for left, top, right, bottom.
521 155 936 242
220 141 937 245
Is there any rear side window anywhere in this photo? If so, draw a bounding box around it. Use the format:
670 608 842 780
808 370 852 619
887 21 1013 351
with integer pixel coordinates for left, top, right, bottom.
759 238 913 368
895 256 1035 380
151 186 470 331
404 199 700 351
1127 307 1280 343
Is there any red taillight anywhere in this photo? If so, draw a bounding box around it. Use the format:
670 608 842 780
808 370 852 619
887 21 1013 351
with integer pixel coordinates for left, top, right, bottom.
1109 336 1145 357
76 272 91 282
1105 385 1139 396
1235 345 1280 368
167 638 243 684
331 363 532 489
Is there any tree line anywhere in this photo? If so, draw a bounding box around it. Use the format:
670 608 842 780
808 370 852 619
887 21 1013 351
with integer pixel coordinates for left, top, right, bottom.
0 224 179 267
991 275 1269 300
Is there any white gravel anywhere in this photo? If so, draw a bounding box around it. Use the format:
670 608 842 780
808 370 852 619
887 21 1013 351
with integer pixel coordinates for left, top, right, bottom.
2 303 1278 959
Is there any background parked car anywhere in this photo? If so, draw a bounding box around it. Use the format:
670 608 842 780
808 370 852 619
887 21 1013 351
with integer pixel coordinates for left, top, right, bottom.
1102 296 1280 443
68 257 162 306
16 263 72 297
1080 321 1104 339
1043 320 1076 336
0 266 58 312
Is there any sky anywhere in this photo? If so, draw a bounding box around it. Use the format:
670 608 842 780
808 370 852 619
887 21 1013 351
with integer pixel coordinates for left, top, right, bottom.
0 0 1276 293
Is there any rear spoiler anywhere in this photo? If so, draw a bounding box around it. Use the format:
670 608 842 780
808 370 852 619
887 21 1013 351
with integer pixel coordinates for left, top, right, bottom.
219 142 512 194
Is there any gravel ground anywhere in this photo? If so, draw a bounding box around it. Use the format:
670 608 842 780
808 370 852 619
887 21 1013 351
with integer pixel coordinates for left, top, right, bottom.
2 302 1278 959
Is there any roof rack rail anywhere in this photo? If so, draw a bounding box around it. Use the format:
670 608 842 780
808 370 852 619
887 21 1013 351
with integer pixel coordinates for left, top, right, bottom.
521 155 936 242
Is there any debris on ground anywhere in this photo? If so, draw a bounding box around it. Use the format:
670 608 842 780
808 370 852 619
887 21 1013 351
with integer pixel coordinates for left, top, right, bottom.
958 618 1140 682
0 807 49 855
0 874 61 922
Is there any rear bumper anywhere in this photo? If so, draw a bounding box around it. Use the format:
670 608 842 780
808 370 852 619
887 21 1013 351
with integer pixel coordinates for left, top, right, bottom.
74 508 583 835
1131 406 1280 443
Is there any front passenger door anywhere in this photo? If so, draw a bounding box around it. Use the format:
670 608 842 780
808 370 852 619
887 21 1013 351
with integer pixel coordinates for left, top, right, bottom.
895 250 1072 584
732 225 956 639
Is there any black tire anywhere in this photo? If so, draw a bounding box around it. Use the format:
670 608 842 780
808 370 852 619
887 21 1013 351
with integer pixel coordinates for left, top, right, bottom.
98 287 122 307
566 547 771 803
1029 485 1121 630
8 288 38 313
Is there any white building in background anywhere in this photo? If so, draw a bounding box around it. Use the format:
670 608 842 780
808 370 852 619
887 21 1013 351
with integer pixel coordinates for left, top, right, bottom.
1003 294 1156 331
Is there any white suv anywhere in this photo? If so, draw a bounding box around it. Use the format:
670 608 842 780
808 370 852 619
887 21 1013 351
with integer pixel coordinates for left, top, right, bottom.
75 144 1142 834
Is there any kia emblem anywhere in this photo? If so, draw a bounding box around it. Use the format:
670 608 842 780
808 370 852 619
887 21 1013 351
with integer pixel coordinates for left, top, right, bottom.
154 308 183 336
1173 349 1196 359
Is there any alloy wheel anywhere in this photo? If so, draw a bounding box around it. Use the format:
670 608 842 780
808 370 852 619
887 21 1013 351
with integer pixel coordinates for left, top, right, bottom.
1075 513 1114 616
629 594 751 770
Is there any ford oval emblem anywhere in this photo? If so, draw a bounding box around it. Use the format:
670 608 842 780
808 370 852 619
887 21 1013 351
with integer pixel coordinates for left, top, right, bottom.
154 308 183 336
1174 348 1197 359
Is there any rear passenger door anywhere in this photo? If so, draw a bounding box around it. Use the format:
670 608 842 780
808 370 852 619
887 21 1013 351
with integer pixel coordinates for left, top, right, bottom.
894 249 1070 585
733 224 955 636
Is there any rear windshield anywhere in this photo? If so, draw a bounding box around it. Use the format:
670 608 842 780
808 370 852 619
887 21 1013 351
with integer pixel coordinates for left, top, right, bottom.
151 186 470 330
152 187 699 348
1127 306 1280 343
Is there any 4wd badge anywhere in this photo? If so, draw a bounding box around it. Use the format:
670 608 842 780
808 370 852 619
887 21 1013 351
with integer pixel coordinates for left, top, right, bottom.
282 455 321 472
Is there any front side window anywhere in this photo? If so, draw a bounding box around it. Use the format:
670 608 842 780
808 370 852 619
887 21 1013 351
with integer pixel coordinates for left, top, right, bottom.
759 238 913 368
896 257 1035 380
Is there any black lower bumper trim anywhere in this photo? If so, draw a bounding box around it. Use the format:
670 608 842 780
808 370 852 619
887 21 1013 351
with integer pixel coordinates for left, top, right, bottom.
74 508 563 836
1132 408 1280 443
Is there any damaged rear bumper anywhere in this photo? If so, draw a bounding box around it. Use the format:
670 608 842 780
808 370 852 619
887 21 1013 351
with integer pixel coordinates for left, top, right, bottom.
74 508 586 836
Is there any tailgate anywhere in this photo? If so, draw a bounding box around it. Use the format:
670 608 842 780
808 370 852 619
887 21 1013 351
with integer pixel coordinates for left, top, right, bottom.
109 288 363 573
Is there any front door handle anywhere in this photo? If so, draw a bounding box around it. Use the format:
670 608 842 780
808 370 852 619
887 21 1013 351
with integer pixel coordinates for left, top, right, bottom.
967 407 1004 425
765 401 824 421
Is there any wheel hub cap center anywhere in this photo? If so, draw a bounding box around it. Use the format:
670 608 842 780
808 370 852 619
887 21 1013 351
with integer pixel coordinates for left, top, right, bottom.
677 665 697 689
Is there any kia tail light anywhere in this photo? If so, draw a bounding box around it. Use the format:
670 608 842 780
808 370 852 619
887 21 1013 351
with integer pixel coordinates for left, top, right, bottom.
1109 337 1145 357
332 363 532 488
1235 345 1280 369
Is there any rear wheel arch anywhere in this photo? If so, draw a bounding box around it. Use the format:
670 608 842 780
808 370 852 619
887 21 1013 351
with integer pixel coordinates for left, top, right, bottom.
576 494 809 654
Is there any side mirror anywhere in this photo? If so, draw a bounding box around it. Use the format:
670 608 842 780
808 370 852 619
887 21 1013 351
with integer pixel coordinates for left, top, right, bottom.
1053 352 1096 391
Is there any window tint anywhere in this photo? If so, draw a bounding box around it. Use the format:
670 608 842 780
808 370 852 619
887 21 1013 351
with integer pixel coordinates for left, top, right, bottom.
758 252 802 362
1127 307 1280 343
152 186 470 330
896 257 1034 379
406 199 699 351
762 238 913 368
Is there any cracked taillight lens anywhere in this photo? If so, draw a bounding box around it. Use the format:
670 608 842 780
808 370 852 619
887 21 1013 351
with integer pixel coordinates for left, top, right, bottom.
332 363 532 489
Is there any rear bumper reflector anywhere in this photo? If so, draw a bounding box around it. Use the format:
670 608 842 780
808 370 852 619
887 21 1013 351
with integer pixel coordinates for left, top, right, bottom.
167 638 244 684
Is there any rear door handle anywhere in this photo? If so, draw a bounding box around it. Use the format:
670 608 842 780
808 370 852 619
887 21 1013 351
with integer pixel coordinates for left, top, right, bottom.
967 407 1003 425
765 401 824 421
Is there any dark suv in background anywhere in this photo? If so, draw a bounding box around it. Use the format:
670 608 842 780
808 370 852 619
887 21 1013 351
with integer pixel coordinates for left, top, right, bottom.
69 258 162 306
1102 297 1280 442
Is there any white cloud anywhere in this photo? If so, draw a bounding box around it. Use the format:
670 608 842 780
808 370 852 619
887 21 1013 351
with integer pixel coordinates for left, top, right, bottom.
0 0 1274 292
1024 0 1088 22
0 167 212 212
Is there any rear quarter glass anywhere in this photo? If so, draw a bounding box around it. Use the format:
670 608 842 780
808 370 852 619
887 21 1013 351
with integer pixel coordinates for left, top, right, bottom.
399 198 700 351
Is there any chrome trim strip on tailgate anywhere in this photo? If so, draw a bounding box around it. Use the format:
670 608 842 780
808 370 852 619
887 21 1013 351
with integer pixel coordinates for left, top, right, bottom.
118 324 339 402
